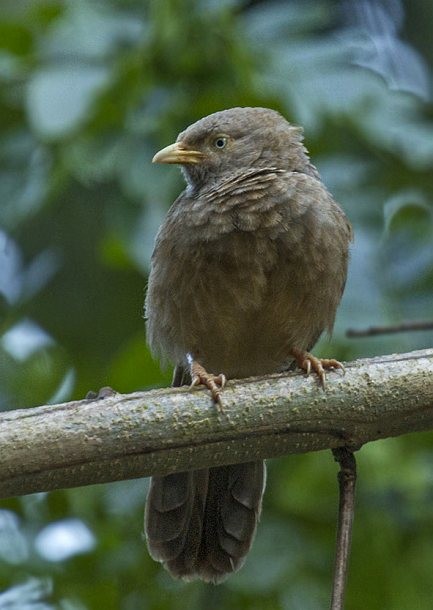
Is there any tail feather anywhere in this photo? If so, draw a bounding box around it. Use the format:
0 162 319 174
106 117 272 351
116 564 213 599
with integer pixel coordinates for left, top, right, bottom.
148 471 192 513
229 461 267 509
145 365 266 583
145 462 266 583
145 471 202 563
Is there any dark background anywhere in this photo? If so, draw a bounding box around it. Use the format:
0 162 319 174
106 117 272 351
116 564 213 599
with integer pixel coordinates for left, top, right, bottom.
1 0 433 608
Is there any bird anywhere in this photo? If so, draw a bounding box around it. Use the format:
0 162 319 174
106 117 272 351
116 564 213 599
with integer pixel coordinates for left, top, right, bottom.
144 107 352 584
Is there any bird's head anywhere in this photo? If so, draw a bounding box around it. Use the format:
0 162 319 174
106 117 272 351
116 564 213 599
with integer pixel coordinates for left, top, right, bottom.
152 107 311 189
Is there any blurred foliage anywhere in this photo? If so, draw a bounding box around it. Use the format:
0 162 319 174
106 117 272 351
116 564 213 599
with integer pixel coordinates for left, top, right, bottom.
1 0 433 608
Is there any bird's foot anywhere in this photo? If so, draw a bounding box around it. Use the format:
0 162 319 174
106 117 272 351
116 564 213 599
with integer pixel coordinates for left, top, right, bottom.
189 361 226 411
290 348 345 388
86 386 117 401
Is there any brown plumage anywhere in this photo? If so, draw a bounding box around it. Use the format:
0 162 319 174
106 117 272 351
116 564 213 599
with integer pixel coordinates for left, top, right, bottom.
144 107 352 583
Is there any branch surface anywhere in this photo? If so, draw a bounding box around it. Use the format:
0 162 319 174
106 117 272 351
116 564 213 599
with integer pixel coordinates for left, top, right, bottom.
1 349 432 499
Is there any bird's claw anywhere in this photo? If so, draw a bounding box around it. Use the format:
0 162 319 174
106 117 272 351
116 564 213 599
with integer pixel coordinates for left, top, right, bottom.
86 386 117 401
290 349 345 388
190 361 226 411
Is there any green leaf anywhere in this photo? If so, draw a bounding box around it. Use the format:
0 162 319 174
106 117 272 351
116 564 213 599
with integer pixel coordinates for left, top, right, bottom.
383 190 432 234
26 65 110 139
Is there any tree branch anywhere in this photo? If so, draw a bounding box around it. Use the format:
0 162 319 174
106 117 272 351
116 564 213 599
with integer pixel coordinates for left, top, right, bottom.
1 349 432 499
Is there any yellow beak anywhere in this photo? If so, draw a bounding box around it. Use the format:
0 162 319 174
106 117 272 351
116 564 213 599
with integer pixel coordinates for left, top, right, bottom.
152 142 204 165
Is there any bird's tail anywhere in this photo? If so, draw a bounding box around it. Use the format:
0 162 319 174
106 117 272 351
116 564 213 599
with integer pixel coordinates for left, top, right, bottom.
145 461 266 583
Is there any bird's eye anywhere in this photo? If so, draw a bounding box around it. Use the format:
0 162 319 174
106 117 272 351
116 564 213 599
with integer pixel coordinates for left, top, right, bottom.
213 136 227 149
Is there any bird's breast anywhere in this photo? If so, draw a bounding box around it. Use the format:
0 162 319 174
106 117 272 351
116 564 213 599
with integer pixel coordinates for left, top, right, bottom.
147 229 313 377
145 171 350 377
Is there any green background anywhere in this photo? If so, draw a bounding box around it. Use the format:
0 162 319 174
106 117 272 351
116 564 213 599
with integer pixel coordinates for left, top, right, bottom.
1 0 433 608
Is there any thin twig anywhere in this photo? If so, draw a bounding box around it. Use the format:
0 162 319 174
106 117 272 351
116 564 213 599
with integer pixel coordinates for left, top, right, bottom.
330 448 357 610
346 320 433 338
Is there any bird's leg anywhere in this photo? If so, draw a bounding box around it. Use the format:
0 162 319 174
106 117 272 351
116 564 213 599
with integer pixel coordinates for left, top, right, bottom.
188 356 226 410
290 347 345 388
330 447 357 610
